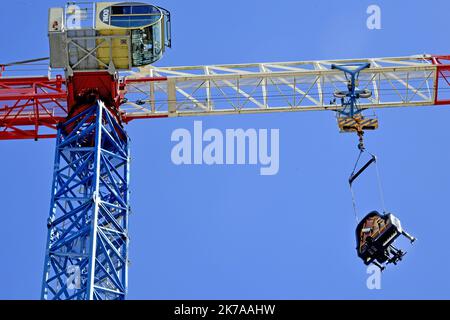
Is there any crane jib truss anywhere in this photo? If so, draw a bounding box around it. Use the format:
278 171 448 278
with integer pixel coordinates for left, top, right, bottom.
123 55 450 119
1 54 450 140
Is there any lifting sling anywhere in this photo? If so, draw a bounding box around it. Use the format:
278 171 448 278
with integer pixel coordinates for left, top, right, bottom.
348 146 386 223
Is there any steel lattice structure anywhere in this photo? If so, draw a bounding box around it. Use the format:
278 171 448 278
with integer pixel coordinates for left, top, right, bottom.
0 75 67 140
41 102 130 300
122 55 450 119
1 55 450 141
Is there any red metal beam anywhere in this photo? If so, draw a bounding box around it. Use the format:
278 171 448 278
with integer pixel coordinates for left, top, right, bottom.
0 131 56 140
0 72 132 140
431 55 450 106
0 74 67 140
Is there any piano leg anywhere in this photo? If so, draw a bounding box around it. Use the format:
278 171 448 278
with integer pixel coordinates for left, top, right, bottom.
373 261 385 271
402 230 416 243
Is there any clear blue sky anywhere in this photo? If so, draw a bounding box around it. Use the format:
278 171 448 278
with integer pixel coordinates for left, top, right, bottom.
1 0 450 299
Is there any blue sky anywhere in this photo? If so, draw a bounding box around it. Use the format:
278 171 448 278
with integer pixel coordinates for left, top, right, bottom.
1 0 450 299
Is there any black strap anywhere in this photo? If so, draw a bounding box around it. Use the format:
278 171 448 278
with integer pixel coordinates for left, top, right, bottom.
349 155 376 185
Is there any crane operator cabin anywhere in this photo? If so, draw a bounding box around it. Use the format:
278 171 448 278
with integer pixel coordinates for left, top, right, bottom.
48 2 172 74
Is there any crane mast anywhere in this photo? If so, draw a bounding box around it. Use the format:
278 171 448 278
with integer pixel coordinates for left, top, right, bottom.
41 2 170 300
0 2 450 299
41 101 130 300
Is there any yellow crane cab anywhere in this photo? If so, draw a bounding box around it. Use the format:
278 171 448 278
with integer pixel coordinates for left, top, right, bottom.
49 2 172 73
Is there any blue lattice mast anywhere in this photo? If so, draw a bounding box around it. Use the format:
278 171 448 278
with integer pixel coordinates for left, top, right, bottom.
41 101 130 300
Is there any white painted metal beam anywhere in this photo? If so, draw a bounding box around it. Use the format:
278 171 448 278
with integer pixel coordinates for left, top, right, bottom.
121 55 439 119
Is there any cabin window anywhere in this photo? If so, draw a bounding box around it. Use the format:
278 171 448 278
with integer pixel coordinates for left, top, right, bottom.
108 3 162 28
110 15 159 28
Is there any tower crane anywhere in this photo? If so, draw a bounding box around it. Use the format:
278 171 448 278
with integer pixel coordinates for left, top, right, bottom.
1 2 449 299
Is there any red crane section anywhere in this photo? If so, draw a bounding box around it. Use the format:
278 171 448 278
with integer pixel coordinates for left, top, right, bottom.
431 55 450 105
0 75 66 140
